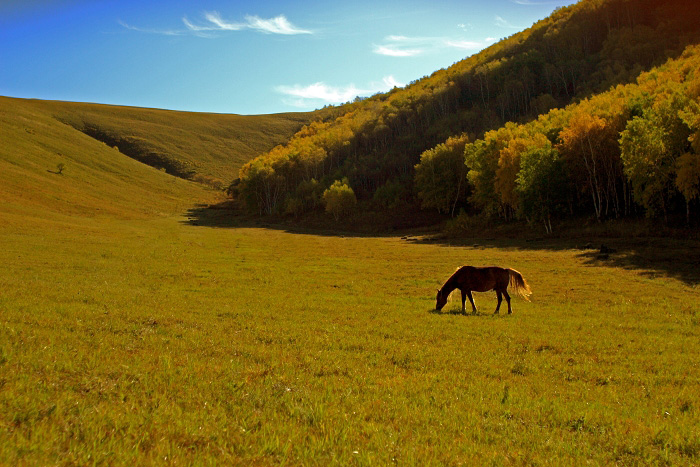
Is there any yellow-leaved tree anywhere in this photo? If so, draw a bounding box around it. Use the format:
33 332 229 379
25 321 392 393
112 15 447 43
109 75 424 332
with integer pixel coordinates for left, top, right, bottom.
323 178 357 221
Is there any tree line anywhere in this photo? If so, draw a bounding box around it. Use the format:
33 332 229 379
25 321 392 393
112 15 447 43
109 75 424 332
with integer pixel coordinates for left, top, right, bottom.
229 0 700 226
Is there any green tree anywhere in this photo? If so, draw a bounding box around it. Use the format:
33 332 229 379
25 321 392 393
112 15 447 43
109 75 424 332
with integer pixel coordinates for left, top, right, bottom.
675 152 700 223
620 91 692 218
516 144 568 233
619 115 674 218
466 124 520 218
414 134 470 216
323 179 357 221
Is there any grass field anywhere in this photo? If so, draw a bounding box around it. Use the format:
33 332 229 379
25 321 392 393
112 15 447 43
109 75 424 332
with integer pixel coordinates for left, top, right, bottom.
2 212 700 465
2 98 700 465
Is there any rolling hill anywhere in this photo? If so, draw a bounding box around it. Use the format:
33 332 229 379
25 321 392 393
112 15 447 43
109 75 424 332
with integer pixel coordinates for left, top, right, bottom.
1 96 321 191
0 95 327 230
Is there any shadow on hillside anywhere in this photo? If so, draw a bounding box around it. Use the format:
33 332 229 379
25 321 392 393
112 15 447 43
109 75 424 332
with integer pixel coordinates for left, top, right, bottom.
182 201 441 238
183 202 700 286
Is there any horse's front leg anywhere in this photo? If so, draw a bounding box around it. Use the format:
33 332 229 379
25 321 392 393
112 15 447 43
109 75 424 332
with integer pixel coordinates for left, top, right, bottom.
467 290 477 314
495 290 502 314
460 289 467 314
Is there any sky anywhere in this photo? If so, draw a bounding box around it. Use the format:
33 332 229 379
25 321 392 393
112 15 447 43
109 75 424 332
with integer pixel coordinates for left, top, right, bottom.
0 0 579 115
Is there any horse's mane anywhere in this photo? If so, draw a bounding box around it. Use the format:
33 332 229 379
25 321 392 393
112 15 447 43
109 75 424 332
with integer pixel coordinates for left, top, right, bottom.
441 266 465 289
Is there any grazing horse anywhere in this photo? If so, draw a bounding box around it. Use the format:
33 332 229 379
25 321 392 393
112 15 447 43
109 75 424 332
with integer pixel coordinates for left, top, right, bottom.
436 266 531 314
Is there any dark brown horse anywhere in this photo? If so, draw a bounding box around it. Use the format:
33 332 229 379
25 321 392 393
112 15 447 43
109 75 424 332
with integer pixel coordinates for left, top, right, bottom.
436 266 531 314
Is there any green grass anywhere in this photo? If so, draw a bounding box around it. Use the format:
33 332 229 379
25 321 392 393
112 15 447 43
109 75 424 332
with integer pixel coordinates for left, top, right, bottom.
1 96 319 187
1 97 699 465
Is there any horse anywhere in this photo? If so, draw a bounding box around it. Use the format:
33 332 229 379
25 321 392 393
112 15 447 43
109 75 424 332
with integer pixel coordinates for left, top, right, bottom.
435 266 531 314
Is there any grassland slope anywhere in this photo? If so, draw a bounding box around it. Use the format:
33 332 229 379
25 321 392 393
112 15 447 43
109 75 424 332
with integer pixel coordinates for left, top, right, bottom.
0 96 221 228
2 96 319 188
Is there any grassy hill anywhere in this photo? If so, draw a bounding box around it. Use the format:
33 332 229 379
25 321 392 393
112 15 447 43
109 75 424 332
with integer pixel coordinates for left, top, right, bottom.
0 96 219 227
1 96 319 189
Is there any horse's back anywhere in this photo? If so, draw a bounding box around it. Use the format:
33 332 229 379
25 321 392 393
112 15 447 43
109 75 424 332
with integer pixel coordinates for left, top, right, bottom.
456 265 508 291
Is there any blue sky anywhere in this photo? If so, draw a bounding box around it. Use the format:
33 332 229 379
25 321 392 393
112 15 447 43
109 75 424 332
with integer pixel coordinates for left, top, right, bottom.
0 0 578 115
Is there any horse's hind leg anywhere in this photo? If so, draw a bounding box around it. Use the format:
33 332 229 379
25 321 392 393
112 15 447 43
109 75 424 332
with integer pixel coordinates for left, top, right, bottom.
495 290 502 314
503 290 512 314
467 291 477 314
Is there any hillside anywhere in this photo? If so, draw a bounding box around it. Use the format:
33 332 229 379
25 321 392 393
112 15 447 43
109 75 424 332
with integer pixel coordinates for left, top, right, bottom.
0 96 218 228
233 0 700 218
1 96 321 190
414 44 700 230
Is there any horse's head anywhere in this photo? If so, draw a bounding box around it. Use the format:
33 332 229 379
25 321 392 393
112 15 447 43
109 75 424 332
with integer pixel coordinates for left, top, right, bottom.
435 288 447 311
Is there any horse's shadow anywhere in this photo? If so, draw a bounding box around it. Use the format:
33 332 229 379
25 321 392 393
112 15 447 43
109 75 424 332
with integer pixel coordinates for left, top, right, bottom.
428 308 482 316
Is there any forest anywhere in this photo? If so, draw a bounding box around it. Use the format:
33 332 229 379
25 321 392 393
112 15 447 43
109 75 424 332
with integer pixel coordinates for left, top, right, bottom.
229 0 700 229
417 47 700 230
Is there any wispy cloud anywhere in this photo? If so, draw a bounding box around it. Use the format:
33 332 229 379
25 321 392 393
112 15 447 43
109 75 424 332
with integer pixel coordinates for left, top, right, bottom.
374 34 494 56
495 15 520 29
445 40 485 50
121 11 312 37
373 35 430 57
244 15 312 34
276 76 404 107
118 20 185 36
374 45 423 57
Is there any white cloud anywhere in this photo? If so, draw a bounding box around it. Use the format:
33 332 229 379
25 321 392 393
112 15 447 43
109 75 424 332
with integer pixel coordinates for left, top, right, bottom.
276 82 363 103
382 76 402 88
184 12 312 35
375 33 495 57
118 20 184 36
495 15 520 29
244 15 312 35
201 12 246 31
374 44 423 57
445 40 484 50
121 11 312 36
276 75 405 107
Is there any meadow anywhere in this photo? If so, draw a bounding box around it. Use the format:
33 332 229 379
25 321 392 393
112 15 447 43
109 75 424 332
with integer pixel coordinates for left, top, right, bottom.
1 96 699 465
2 205 700 465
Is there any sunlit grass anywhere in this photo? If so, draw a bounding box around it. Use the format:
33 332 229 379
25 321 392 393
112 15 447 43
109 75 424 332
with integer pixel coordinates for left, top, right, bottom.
1 212 698 465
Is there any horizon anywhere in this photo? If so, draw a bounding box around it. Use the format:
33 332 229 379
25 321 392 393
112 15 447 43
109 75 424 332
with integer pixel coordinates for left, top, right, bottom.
1 0 578 115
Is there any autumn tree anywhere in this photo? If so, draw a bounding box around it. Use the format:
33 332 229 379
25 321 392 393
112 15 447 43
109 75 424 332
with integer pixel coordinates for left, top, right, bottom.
620 91 691 218
414 134 470 216
557 111 623 220
516 144 568 233
675 89 700 223
323 179 357 221
675 152 700 223
466 124 522 218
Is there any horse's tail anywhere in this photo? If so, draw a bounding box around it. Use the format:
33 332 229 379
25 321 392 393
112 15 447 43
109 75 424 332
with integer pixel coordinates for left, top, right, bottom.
507 268 532 301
